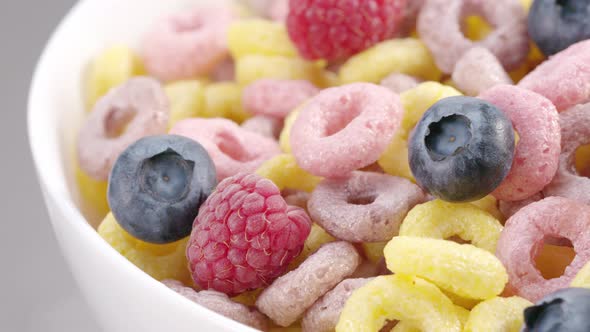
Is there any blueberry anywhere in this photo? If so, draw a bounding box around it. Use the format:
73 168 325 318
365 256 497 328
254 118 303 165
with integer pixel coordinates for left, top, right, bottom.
108 135 216 244
528 0 590 56
408 96 514 202
523 288 590 332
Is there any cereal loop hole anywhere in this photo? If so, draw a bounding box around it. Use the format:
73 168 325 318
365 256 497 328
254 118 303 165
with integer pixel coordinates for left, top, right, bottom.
534 236 575 280
216 131 251 162
575 144 590 178
323 95 362 137
104 106 136 138
346 193 377 206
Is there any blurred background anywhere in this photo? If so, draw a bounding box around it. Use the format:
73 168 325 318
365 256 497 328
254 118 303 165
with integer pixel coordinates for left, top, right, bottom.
0 1 102 331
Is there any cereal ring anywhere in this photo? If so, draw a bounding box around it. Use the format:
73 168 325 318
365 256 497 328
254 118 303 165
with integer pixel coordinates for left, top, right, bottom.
339 38 442 84
241 115 283 139
496 196 590 302
479 85 560 201
301 278 373 332
399 200 503 253
170 118 280 181
543 103 590 205
162 280 268 331
75 163 109 227
228 19 296 59
204 82 251 124
164 80 206 128
572 261 590 288
378 82 461 180
452 47 513 96
242 79 319 119
256 154 322 193
283 190 311 210
210 58 235 82
279 108 300 153
361 242 388 264
269 0 288 22
418 0 529 73
336 274 461 332
498 192 543 220
385 236 508 299
308 172 425 242
518 40 590 111
392 305 470 332
470 195 504 222
141 7 235 82
77 77 169 180
380 73 421 94
463 296 532 332
288 223 336 269
85 45 145 110
236 55 325 87
290 83 403 178
98 213 190 283
256 242 360 327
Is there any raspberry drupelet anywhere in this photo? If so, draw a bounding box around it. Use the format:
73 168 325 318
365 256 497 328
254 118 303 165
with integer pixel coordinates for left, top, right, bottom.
187 173 312 296
286 0 407 61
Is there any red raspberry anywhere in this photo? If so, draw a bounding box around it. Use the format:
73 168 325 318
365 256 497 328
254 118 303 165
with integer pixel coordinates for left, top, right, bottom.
286 0 407 61
187 173 312 296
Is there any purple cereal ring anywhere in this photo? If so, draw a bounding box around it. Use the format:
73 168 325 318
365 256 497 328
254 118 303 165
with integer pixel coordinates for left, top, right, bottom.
418 0 529 73
479 85 560 201
162 280 268 330
141 7 235 82
307 171 425 242
290 83 403 178
241 115 283 139
495 197 590 302
255 241 360 327
77 77 169 180
543 103 590 205
301 278 373 332
452 47 513 96
519 40 590 111
242 79 320 119
380 73 421 94
169 118 281 181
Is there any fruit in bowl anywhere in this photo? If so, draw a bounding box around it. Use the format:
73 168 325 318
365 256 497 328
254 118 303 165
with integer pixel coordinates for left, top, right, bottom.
28 0 590 331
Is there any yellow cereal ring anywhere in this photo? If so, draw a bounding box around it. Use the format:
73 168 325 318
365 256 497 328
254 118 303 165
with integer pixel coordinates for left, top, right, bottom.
443 290 482 310
399 200 503 253
85 45 145 110
228 19 297 59
336 274 461 332
339 38 442 84
378 82 461 180
471 195 504 222
279 108 300 153
203 82 251 123
289 223 336 269
464 16 492 41
362 242 388 264
98 213 191 283
236 55 325 87
464 296 532 332
164 80 206 128
76 164 109 226
255 154 321 192
384 236 508 300
572 260 590 288
393 305 469 332
520 0 533 10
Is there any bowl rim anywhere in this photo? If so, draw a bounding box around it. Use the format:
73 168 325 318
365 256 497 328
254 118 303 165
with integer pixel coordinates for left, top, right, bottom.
26 1 258 331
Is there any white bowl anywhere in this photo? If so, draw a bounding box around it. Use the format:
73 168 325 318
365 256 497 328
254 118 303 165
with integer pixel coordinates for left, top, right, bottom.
27 1 258 331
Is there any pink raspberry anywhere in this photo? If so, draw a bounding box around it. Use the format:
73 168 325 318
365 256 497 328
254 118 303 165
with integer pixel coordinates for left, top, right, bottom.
187 173 312 296
286 0 407 61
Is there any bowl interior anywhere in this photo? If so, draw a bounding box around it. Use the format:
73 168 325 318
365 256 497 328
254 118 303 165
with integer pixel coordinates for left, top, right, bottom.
28 0 257 331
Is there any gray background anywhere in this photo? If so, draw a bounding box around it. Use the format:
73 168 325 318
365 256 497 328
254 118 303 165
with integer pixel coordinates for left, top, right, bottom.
0 0 102 331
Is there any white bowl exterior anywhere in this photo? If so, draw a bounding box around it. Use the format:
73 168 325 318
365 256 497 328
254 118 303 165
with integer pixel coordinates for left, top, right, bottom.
28 1 258 331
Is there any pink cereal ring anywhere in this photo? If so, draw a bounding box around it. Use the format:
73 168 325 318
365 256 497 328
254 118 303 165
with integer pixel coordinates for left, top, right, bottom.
308 171 425 242
290 83 403 178
498 192 544 220
241 115 283 139
496 197 590 302
242 79 320 119
380 73 421 94
169 118 281 181
418 0 529 73
479 85 560 201
141 7 235 82
519 40 590 111
269 0 288 22
452 47 513 96
543 103 590 205
77 77 169 180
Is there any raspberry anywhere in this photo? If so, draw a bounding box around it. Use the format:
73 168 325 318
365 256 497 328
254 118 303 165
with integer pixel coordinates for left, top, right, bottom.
286 0 407 61
187 173 312 296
